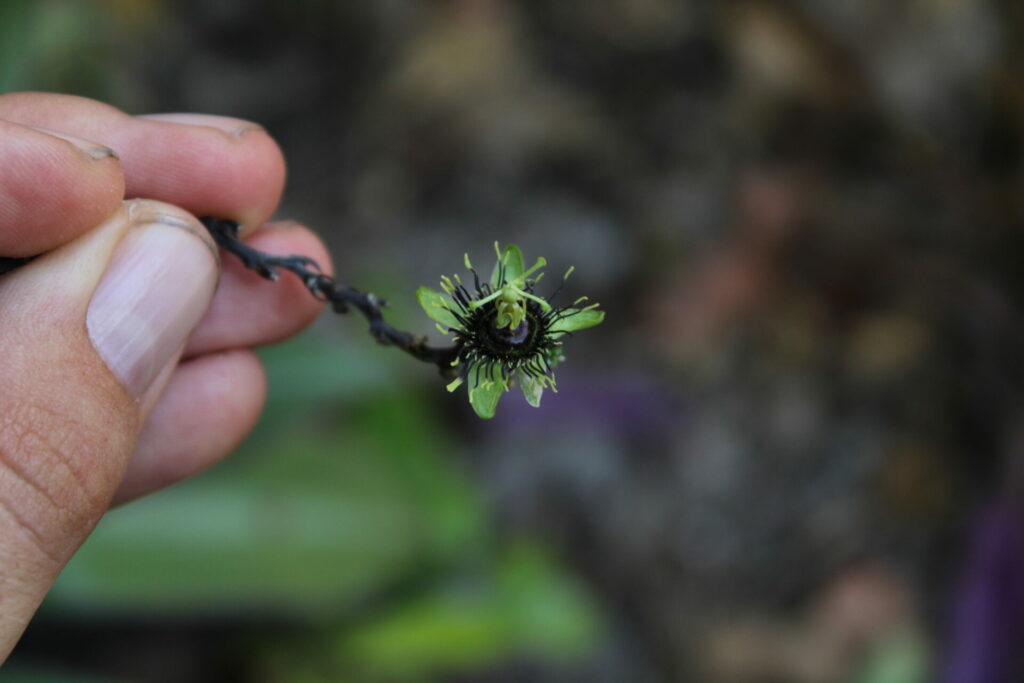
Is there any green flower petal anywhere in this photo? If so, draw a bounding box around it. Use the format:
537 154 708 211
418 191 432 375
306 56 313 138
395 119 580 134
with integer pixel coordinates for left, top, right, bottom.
490 243 525 288
549 308 605 333
468 364 506 419
415 286 460 329
519 371 544 408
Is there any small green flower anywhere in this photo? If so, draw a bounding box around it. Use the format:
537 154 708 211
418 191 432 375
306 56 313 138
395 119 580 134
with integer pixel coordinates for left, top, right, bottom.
416 243 604 419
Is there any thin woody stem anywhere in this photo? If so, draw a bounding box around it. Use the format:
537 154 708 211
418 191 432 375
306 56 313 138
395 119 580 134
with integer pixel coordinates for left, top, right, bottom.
200 217 461 377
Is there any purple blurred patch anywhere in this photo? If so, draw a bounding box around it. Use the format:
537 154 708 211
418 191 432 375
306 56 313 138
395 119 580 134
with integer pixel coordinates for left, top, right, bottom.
491 373 681 438
944 500 1024 683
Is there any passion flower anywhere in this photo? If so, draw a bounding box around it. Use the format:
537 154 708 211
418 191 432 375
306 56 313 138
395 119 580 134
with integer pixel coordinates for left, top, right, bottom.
417 243 603 418
192 221 602 420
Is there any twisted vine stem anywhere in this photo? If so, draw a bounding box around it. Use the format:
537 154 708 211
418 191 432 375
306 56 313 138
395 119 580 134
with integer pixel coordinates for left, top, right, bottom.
199 217 461 377
0 217 463 377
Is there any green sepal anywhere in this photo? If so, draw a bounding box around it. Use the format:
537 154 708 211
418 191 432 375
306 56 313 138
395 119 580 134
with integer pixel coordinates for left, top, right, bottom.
519 371 544 408
490 243 525 288
549 308 605 333
415 286 461 329
468 364 506 419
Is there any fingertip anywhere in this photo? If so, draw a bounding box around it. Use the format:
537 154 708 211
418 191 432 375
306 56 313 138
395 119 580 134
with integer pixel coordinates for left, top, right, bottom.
0 120 125 256
122 116 286 232
138 112 266 138
0 94 288 233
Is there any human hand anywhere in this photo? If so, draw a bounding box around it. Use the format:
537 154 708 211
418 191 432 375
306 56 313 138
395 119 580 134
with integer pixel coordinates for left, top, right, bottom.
0 93 329 660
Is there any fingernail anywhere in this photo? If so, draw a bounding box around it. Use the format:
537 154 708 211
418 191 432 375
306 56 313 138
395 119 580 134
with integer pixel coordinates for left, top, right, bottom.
139 112 265 138
87 219 218 399
29 125 118 160
126 200 220 264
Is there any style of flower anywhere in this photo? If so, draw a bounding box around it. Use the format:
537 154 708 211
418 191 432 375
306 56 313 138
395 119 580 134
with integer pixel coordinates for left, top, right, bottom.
416 243 604 419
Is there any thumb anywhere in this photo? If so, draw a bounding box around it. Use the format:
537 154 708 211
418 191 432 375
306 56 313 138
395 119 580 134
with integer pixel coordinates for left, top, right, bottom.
0 199 218 659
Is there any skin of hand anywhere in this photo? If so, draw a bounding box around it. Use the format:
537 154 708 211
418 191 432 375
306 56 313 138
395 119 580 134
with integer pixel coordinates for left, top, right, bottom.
0 93 330 660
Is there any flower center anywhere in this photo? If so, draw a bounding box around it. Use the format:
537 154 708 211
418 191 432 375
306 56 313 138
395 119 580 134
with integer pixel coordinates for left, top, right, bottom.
494 319 531 345
477 304 542 358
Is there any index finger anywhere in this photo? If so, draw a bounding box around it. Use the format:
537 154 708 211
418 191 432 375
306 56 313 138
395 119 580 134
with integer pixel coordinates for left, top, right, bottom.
0 93 286 234
0 119 125 256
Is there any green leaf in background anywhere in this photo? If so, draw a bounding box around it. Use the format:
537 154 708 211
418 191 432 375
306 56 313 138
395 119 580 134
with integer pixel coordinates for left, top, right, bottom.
342 544 600 670
852 630 929 683
258 543 602 681
0 0 119 98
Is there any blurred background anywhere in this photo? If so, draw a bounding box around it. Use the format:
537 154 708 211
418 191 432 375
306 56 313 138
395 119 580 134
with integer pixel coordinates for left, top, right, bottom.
4 0 1024 680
